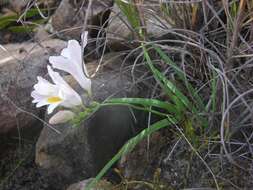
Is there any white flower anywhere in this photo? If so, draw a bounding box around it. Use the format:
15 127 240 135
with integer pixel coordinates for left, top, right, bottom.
49 32 91 94
49 110 75 125
31 66 82 114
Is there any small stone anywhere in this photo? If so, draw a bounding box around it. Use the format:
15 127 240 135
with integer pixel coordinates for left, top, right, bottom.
66 178 113 190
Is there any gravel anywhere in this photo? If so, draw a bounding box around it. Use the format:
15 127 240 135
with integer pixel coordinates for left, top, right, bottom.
0 136 58 190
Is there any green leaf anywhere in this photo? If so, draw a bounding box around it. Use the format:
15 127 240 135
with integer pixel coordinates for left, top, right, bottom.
115 0 142 35
143 45 208 128
142 45 191 112
106 98 178 114
152 45 206 112
8 25 34 33
0 8 48 31
0 17 17 29
210 70 218 113
22 8 48 19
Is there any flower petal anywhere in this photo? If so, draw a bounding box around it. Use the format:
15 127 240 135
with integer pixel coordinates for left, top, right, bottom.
58 86 82 107
75 70 91 94
49 56 73 74
61 40 82 67
47 65 69 87
37 76 50 84
36 99 49 108
47 103 60 114
48 33 91 94
49 57 91 92
33 77 59 97
31 69 83 114
47 66 83 107
31 91 47 103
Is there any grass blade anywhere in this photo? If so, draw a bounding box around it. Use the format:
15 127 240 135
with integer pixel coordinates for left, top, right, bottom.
142 45 191 112
152 45 206 112
106 98 178 114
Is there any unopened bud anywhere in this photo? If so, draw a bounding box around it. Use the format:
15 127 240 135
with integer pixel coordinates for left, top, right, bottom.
49 110 75 125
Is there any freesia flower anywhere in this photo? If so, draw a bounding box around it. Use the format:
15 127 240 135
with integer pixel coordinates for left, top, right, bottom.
49 110 75 125
49 31 91 94
31 66 82 114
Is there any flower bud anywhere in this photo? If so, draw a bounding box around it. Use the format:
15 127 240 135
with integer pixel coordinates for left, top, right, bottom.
49 110 75 125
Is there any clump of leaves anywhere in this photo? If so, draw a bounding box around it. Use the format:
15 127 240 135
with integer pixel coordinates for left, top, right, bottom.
0 8 49 33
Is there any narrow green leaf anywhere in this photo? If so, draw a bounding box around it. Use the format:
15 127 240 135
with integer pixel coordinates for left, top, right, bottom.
8 25 34 33
0 8 48 31
115 0 142 35
153 45 206 112
144 45 208 128
142 45 191 111
211 71 218 113
0 18 16 29
22 8 48 18
106 98 177 114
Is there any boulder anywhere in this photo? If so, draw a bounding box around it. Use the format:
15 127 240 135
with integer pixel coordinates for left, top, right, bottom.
106 2 171 51
35 55 147 189
50 0 113 40
36 105 135 189
119 131 167 180
0 39 66 134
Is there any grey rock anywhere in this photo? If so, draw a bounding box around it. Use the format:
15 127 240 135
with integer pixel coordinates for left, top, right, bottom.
0 39 66 134
6 0 27 12
36 106 135 189
119 132 166 180
66 178 113 190
106 2 171 51
50 0 113 40
34 26 51 42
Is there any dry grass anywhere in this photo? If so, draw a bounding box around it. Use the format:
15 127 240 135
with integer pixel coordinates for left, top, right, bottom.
1 0 253 189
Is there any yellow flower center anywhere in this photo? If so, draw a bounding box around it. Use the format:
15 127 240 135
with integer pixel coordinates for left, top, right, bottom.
47 96 62 103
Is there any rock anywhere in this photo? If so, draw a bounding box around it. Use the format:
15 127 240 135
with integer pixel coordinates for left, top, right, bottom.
7 0 27 13
119 131 167 180
35 106 136 189
66 178 114 190
34 26 51 42
35 55 147 189
106 2 171 51
0 141 56 190
50 0 113 40
118 130 223 189
36 107 134 188
0 39 66 134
